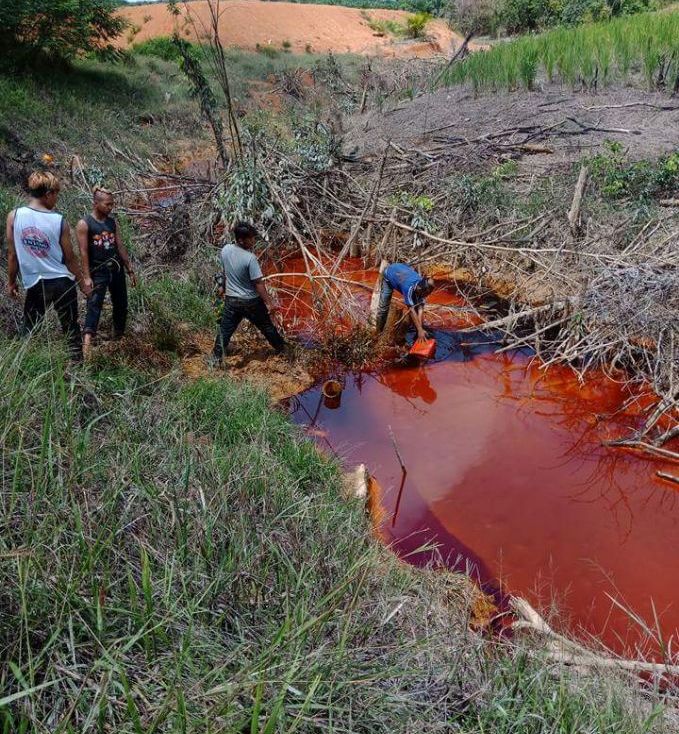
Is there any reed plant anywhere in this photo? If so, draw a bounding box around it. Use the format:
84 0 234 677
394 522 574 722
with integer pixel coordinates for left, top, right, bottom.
440 10 679 92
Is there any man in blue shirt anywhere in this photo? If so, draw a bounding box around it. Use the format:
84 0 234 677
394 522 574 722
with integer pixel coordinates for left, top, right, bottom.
375 263 435 341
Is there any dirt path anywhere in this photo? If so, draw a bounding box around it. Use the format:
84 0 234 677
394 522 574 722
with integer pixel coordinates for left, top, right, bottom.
119 0 464 57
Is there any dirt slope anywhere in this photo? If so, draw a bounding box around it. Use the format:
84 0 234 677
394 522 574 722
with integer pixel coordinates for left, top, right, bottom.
119 0 462 57
347 85 679 163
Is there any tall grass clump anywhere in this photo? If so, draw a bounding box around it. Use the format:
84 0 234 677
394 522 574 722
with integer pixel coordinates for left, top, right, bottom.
0 333 483 731
440 10 679 93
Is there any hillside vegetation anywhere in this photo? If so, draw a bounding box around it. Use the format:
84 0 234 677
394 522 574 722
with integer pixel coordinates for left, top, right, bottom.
441 9 679 91
1 6 678 732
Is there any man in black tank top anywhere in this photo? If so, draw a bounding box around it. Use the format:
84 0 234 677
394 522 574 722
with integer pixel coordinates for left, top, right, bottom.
77 188 136 353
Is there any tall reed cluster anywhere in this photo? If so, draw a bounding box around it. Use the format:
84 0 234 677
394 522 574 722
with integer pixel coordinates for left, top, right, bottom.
442 11 679 92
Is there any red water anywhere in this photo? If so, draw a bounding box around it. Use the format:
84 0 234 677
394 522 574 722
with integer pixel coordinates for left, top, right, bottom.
274 256 679 658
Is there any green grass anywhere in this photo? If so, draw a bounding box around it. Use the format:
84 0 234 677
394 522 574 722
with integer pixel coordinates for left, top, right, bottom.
441 10 679 92
0 56 201 167
0 330 674 731
0 332 469 731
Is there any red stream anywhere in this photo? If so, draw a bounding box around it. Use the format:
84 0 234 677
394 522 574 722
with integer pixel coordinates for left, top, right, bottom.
275 258 679 658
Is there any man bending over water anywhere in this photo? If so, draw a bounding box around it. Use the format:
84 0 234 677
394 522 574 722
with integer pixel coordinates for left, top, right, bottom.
375 262 435 342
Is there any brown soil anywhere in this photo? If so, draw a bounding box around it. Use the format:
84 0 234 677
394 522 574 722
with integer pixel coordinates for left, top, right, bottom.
181 331 314 403
119 0 466 58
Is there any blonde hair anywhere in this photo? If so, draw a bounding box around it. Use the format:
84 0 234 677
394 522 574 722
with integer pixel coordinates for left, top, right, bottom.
27 171 60 197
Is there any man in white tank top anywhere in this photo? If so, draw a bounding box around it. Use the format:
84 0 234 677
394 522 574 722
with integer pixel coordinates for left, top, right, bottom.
6 171 92 362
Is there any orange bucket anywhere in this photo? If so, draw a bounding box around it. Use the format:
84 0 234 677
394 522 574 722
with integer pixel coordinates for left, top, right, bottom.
322 379 343 409
409 338 436 360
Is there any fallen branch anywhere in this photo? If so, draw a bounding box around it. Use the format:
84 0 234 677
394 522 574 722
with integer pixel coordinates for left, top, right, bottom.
604 439 679 463
511 597 679 676
568 165 589 237
657 471 679 486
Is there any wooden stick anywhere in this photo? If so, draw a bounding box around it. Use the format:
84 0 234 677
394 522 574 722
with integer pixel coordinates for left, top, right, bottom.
388 425 407 473
568 164 589 237
370 259 388 327
657 471 679 486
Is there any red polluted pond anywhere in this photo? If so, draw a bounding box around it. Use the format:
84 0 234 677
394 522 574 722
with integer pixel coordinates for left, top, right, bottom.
289 336 679 660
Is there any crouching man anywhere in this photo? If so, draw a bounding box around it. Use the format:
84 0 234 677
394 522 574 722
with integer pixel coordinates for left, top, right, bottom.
211 222 286 366
375 262 435 342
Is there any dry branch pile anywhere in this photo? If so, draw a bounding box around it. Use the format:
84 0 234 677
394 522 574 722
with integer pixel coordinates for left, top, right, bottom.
99 53 678 457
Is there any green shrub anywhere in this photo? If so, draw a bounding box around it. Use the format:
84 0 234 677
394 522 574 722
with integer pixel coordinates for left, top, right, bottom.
447 0 502 36
561 0 612 24
405 11 432 37
133 36 199 63
0 0 126 67
256 43 281 58
589 141 679 201
500 0 561 33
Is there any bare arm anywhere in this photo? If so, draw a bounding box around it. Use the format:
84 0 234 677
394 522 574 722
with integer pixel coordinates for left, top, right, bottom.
409 305 427 341
254 279 277 311
114 219 136 285
61 223 91 296
6 211 19 298
75 219 92 285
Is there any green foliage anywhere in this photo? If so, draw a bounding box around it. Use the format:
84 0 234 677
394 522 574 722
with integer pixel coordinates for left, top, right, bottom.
560 0 612 24
589 141 679 201
405 11 432 37
454 0 656 35
441 10 679 92
278 0 443 10
172 34 229 167
363 10 431 37
256 43 281 58
500 0 562 33
0 0 126 67
447 0 502 36
133 35 199 63
453 649 662 733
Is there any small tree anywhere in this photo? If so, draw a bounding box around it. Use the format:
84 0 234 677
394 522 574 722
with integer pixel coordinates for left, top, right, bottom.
447 0 501 36
0 0 126 66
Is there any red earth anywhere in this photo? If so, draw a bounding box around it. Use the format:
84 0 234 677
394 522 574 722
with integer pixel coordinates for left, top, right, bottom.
118 0 467 57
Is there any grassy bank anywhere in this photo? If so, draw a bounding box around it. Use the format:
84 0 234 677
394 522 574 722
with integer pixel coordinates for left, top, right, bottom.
0 331 468 731
441 10 679 92
1 330 675 732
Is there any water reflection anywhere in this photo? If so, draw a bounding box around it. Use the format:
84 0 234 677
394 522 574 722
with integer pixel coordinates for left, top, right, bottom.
290 327 679 657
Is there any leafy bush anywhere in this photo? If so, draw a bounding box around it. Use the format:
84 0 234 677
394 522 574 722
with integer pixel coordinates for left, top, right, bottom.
405 11 432 37
447 0 502 35
0 0 126 67
500 0 562 33
589 141 679 201
561 0 610 24
133 36 196 62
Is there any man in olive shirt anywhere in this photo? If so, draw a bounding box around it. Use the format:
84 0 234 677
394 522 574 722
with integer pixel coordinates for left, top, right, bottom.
211 222 285 365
